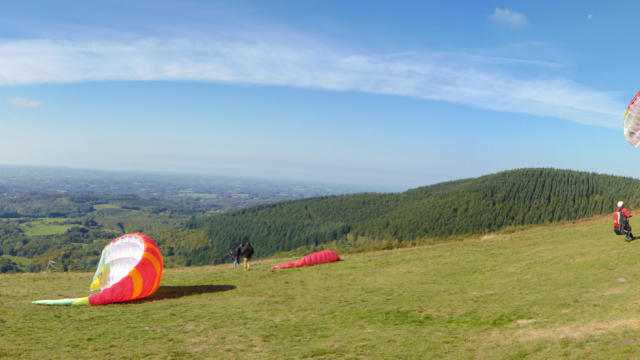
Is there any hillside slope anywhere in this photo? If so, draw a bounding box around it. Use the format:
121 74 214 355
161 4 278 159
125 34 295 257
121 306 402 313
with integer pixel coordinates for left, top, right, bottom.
4 216 640 359
187 168 640 264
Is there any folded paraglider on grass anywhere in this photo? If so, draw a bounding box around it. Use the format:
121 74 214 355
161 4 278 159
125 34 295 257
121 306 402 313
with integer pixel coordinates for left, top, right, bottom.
272 250 340 270
33 233 163 306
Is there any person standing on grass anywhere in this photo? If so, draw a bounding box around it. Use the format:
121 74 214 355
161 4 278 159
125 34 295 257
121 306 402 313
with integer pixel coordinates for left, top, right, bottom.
231 243 242 269
242 241 254 271
229 243 242 270
614 201 635 241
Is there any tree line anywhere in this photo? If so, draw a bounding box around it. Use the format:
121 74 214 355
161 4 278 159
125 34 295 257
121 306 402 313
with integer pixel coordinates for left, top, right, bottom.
186 168 638 263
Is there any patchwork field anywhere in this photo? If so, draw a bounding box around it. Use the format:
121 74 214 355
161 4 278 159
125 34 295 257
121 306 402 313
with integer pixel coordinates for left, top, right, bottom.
2 215 640 359
19 218 77 237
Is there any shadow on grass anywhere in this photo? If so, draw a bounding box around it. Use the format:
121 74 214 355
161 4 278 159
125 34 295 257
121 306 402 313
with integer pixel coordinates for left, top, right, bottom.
121 284 236 304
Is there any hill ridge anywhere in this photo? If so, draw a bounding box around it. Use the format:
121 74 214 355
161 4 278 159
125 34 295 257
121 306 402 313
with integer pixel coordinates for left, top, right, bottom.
185 168 639 264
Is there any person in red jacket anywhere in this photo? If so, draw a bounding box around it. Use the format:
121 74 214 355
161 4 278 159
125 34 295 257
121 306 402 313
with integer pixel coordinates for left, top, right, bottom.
614 201 635 241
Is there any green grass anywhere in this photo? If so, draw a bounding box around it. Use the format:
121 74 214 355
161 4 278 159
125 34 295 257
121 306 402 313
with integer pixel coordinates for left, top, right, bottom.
1 255 31 269
2 215 640 359
19 219 77 236
93 203 121 210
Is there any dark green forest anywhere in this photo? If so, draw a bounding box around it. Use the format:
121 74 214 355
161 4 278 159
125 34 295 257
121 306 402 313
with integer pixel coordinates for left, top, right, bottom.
2 168 638 272
186 168 640 264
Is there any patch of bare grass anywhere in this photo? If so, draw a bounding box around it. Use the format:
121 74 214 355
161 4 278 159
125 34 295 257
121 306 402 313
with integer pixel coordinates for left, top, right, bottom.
514 318 640 342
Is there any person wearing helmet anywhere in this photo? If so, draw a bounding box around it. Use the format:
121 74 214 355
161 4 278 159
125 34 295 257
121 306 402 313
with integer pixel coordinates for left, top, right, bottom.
614 201 635 241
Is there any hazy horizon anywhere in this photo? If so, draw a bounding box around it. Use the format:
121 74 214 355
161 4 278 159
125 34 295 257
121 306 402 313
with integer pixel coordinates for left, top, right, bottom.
1 1 636 189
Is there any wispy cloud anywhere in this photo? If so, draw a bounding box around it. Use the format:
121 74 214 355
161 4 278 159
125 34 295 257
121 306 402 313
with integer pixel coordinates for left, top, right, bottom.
490 8 529 27
8 97 40 108
0 37 623 128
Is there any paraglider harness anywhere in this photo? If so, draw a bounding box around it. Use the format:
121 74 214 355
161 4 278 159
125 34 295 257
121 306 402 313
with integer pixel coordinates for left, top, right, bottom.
614 207 634 241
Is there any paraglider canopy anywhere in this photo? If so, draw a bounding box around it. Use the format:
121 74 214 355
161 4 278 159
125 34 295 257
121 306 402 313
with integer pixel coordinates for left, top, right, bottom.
272 250 340 270
624 91 640 147
33 233 163 306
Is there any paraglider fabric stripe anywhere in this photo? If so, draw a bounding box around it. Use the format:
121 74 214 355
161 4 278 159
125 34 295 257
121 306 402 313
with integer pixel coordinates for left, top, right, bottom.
130 268 144 299
143 252 162 294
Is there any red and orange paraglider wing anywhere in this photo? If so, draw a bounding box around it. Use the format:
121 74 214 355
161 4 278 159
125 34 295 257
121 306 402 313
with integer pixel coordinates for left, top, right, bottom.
33 233 163 306
88 234 163 305
272 250 340 270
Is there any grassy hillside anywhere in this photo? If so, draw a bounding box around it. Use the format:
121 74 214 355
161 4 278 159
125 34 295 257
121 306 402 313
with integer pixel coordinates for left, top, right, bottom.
188 168 640 264
3 215 640 359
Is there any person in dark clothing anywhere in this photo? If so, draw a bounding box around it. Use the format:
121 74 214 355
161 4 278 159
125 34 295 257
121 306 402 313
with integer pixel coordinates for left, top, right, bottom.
230 243 243 269
241 241 254 271
614 201 635 241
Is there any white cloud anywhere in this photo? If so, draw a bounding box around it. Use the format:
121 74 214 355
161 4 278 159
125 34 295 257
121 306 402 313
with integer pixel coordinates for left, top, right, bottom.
490 8 529 27
0 37 624 129
587 14 593 20
9 96 40 108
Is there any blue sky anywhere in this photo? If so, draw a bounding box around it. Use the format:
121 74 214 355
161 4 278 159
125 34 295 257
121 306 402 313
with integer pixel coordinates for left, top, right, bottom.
0 1 637 191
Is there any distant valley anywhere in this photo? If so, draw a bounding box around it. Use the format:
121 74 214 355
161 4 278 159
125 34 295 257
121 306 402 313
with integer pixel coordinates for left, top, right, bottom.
1 166 635 273
0 165 368 273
